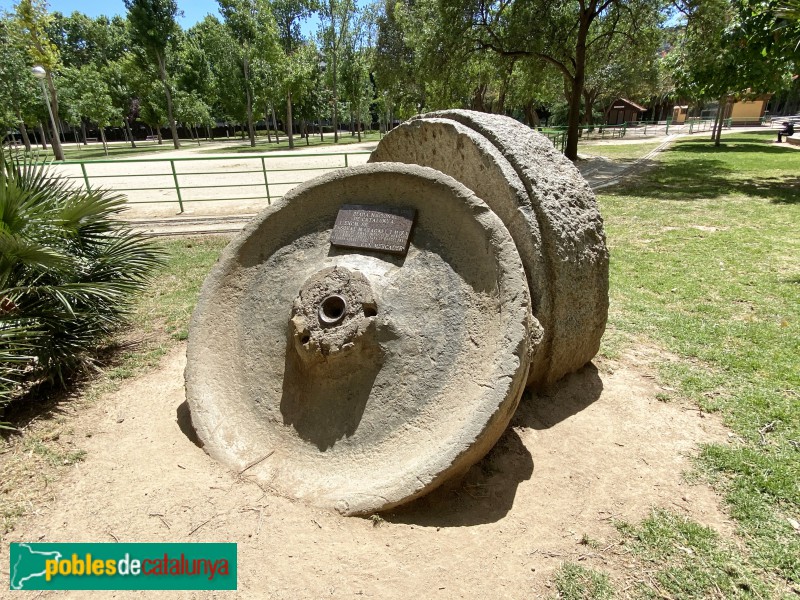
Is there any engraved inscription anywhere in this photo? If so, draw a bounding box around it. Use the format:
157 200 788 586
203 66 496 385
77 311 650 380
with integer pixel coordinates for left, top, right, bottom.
330 204 416 255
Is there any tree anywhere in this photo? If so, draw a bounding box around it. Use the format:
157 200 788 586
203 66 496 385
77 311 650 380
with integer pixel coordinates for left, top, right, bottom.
271 0 314 149
174 90 214 145
408 0 665 160
124 0 183 149
319 0 357 142
581 3 662 127
374 0 421 120
0 18 39 151
341 8 375 141
669 0 793 145
104 60 139 148
12 0 65 160
219 0 280 147
276 41 318 147
48 12 128 69
60 65 119 155
192 15 248 136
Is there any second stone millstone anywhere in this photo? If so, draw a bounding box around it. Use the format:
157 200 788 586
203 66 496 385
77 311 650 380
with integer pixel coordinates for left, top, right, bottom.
370 109 610 388
185 163 535 516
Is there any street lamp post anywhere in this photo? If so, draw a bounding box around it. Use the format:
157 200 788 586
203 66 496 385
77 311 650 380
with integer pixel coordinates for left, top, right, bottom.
31 66 64 161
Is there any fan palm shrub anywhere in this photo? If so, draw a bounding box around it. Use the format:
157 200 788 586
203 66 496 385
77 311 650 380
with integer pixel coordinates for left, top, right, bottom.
0 153 164 419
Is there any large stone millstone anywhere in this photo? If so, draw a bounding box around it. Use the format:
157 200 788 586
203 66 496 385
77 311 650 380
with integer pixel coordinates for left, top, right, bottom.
369 110 609 386
185 163 534 515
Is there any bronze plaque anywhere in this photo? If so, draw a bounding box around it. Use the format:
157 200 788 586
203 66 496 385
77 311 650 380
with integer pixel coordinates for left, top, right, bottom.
330 204 416 255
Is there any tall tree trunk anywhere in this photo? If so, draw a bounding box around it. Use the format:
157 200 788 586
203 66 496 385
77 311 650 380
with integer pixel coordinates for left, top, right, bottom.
195 125 201 146
286 92 294 150
712 97 724 143
43 72 65 160
523 102 539 128
124 118 136 148
19 120 32 151
243 55 256 148
302 119 309 145
270 103 280 145
265 105 273 143
81 120 88 145
156 54 181 150
583 90 594 131
714 96 728 146
356 102 362 142
564 11 591 161
157 129 163 144
100 127 109 156
38 123 48 149
332 50 339 143
319 113 324 140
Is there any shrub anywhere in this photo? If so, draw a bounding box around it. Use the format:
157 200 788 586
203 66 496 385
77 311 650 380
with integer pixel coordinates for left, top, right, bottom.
0 154 164 417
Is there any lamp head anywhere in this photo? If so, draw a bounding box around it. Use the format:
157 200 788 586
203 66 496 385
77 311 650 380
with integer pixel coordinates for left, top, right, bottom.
31 66 46 79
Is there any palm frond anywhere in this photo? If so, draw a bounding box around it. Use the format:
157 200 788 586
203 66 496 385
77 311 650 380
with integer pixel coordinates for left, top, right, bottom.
0 153 165 410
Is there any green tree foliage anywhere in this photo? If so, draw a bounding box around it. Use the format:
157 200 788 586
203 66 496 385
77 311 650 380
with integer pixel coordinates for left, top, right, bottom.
669 0 794 144
174 90 214 144
48 12 129 69
218 0 280 147
0 155 163 412
59 65 120 155
191 15 248 130
582 2 663 126
12 0 66 160
318 0 357 142
124 0 183 149
271 0 314 148
382 0 666 160
0 18 39 151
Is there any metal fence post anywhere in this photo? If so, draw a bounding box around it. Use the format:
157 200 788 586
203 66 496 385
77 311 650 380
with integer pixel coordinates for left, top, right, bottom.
80 162 91 192
170 160 184 213
344 153 349 168
261 157 271 205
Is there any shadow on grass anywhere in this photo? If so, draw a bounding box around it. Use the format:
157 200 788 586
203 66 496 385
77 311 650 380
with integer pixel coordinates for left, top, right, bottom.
669 140 798 155
605 155 800 204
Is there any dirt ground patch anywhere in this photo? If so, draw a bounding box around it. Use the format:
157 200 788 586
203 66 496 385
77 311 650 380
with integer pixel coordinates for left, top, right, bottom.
1 343 732 598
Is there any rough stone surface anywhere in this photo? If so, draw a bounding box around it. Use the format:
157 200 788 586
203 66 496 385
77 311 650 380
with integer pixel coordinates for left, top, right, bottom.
185 163 534 515
371 110 609 386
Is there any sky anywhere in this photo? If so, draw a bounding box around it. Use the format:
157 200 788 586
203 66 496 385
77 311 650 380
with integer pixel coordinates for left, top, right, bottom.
0 0 221 26
0 0 321 33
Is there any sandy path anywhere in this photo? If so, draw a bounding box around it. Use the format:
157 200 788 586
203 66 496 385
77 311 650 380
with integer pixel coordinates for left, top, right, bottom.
50 141 378 219
2 344 731 598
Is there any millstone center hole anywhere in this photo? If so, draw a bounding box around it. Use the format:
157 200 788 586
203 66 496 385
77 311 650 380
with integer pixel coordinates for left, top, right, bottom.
319 294 347 325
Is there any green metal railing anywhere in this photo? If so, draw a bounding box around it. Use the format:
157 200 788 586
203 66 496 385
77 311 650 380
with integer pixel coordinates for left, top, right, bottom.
539 128 567 151
57 151 372 213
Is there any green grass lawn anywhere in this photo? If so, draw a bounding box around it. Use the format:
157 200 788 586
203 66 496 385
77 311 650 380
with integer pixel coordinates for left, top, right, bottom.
581 131 799 597
197 130 382 154
5 130 381 161
578 141 662 160
12 141 183 161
